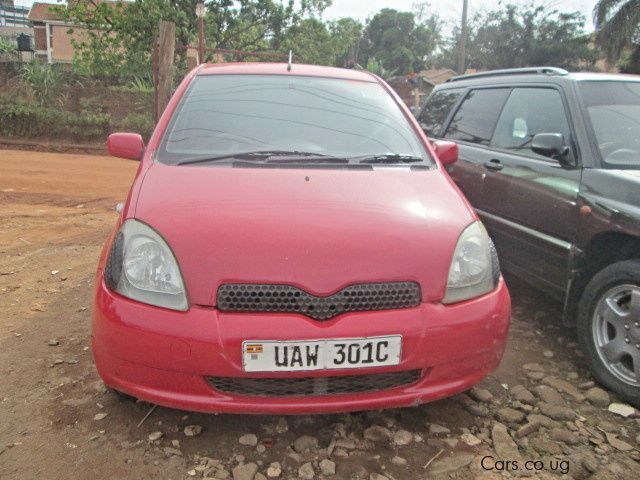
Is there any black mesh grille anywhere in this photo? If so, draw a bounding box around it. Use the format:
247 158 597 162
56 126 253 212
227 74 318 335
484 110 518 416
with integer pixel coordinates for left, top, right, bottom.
217 282 421 320
207 370 422 397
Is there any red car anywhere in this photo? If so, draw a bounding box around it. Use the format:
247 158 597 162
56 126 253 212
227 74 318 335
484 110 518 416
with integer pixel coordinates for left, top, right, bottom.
93 63 511 414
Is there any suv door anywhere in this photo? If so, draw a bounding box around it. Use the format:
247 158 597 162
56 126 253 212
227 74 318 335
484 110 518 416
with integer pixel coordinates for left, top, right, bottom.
480 86 582 298
437 88 512 208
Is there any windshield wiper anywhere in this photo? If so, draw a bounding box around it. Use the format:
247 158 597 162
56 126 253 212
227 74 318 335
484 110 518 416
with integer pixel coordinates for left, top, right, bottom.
175 150 337 166
353 154 424 164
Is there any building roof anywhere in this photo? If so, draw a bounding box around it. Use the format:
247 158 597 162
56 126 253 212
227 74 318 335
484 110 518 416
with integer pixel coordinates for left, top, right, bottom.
418 68 458 85
198 63 379 83
27 2 62 22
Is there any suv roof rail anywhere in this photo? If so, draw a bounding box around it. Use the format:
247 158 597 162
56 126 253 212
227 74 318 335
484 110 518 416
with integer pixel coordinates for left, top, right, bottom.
446 67 569 83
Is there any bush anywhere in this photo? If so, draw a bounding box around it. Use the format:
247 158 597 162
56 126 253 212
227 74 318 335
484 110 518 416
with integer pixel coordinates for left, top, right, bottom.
0 99 110 142
114 112 155 140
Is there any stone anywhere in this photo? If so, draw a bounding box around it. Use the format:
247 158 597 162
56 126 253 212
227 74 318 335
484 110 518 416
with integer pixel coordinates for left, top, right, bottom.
256 444 266 454
542 376 585 402
293 435 318 452
581 453 599 473
598 421 618 433
543 349 554 358
232 463 258 480
334 438 356 450
148 431 163 441
184 425 203 437
538 403 576 421
461 432 482 446
392 429 413 446
428 423 450 435
319 459 336 476
605 433 633 451
298 462 315 480
515 421 541 438
391 456 407 466
187 469 197 476
526 371 545 380
579 381 596 389
163 447 182 456
491 423 521 460
496 407 525 424
522 363 545 372
94 412 108 421
550 428 580 445
239 434 258 446
530 438 563 455
266 462 282 478
369 475 388 480
364 425 392 442
429 453 475 475
607 403 636 417
586 387 610 407
275 418 288 434
252 474 265 480
48 339 59 346
534 385 565 404
510 385 536 404
469 387 493 403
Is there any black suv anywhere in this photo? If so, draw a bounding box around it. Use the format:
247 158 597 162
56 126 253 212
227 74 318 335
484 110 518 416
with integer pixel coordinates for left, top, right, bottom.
418 67 640 405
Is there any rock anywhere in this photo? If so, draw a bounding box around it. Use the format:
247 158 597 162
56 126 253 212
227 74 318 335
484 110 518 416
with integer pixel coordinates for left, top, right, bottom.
605 432 633 451
543 349 554 358
364 425 392 442
526 371 545 380
511 385 536 404
239 434 258 446
319 459 336 476
496 407 525 424
429 453 475 475
391 456 407 466
48 339 59 346
491 423 521 460
636 433 640 446
550 428 580 445
392 429 413 446
515 421 541 438
369 475 388 480
586 387 610 407
214 470 230 480
526 414 554 428
184 425 203 437
522 363 545 372
51 270 60 275
334 438 356 450
298 462 315 480
256 444 266 454
232 463 258 480
461 432 482 446
148 431 163 441
428 423 450 435
254 474 266 480
607 403 636 417
534 385 565 404
266 462 282 478
293 435 318 452
538 403 576 421
530 438 563 455
469 387 493 403
94 412 108 421
542 376 585 402
581 453 599 473
567 372 579 380
163 447 182 456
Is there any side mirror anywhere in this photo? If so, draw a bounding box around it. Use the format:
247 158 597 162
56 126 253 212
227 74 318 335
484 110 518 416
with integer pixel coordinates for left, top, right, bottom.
107 133 145 161
531 133 569 160
433 140 458 166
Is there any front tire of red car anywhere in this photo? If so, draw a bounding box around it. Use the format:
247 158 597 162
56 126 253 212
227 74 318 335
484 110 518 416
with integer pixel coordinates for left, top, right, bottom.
578 260 640 408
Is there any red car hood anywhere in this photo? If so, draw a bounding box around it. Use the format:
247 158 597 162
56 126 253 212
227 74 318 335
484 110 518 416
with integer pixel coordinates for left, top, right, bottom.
133 164 475 306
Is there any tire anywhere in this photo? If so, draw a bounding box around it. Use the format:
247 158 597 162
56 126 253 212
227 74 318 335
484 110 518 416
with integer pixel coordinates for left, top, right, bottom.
577 259 640 407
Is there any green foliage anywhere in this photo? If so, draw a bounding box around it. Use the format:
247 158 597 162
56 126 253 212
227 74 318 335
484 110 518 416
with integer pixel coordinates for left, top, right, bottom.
20 62 64 106
360 8 443 75
594 0 640 71
0 36 16 54
365 58 397 80
127 76 155 93
438 2 596 71
115 112 156 140
0 99 110 141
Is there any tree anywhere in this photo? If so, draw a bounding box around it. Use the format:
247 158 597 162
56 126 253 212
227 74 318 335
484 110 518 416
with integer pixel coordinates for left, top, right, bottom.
360 8 443 75
437 2 596 71
594 0 640 73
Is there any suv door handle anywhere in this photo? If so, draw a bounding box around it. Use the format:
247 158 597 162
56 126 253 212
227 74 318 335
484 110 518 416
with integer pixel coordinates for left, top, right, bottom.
483 159 504 171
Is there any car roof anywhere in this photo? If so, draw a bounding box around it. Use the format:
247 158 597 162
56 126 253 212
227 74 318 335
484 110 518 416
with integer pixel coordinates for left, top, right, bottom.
197 62 379 83
434 67 640 90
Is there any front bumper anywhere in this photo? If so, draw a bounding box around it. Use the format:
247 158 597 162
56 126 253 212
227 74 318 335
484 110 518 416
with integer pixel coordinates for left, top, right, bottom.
92 279 510 414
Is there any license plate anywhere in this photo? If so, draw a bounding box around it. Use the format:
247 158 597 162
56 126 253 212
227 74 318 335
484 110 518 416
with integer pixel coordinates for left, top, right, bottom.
242 336 402 372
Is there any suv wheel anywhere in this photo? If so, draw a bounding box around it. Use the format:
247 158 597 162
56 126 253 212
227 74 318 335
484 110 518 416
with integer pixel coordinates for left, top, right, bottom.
578 260 640 407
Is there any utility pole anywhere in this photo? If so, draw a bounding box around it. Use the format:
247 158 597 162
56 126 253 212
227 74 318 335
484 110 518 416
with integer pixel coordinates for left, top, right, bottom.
457 0 468 74
196 0 205 64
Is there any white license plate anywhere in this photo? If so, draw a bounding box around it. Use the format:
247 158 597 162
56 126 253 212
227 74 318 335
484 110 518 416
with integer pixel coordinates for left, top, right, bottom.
242 336 402 372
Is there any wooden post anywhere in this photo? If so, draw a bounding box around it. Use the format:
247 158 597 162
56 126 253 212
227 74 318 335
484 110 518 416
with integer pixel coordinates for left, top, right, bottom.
154 20 176 122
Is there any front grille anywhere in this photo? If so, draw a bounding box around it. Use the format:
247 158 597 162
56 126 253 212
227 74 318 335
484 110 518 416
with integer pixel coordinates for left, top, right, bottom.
217 282 421 321
207 370 422 397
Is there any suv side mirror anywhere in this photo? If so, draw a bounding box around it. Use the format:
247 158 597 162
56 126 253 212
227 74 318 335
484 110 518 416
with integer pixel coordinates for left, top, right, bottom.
531 133 569 160
107 133 145 161
433 140 458 166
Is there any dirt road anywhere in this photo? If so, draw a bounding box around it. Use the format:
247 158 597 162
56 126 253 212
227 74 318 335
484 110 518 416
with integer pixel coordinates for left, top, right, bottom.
1 149 639 480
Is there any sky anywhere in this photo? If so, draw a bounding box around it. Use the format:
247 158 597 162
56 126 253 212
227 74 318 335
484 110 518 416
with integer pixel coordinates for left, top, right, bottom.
13 0 600 29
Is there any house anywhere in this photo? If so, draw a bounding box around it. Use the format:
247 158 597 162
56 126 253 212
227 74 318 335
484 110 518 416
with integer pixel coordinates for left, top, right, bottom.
28 2 78 63
0 0 29 27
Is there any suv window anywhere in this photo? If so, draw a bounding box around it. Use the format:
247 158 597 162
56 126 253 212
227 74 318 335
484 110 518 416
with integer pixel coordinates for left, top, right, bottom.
491 88 571 157
418 89 463 137
444 88 510 145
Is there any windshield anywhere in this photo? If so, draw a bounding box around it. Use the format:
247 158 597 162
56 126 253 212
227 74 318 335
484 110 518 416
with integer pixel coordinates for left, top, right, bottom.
156 74 431 165
579 80 640 169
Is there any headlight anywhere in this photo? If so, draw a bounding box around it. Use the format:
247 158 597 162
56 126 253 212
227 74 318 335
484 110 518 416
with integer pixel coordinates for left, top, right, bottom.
443 221 500 304
104 219 188 311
